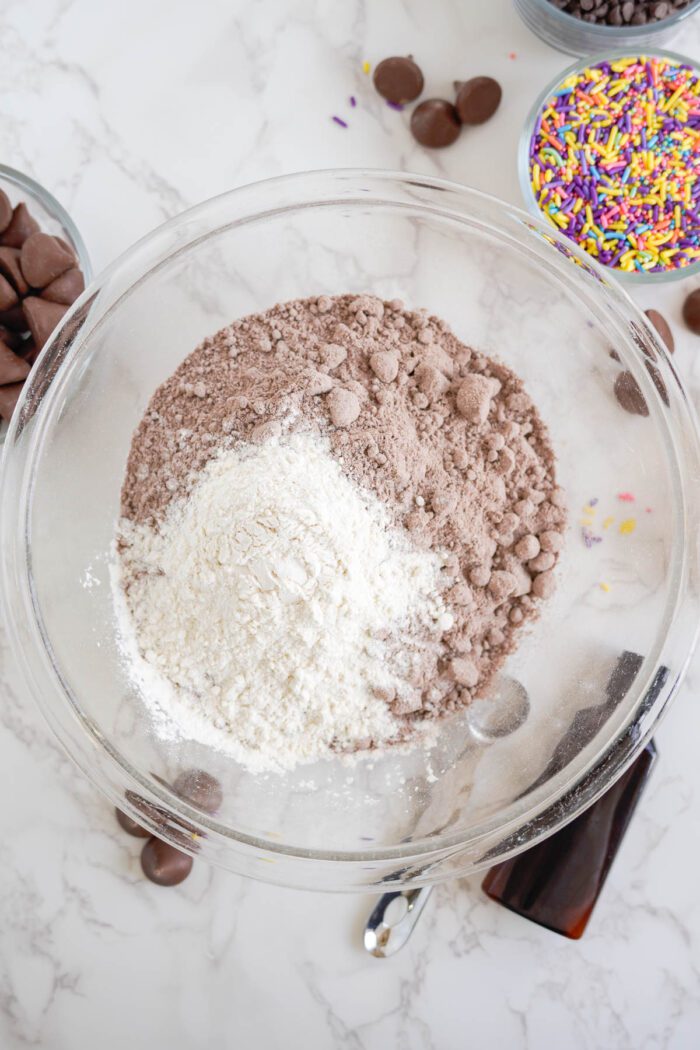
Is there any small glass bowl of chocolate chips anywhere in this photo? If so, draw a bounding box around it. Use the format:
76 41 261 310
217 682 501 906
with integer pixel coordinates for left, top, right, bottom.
514 0 700 56
0 164 90 433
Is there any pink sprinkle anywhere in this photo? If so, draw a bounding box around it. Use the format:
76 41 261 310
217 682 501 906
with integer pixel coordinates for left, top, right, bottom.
646 506 653 513
509 51 517 60
350 95 357 107
332 115 348 128
617 492 635 502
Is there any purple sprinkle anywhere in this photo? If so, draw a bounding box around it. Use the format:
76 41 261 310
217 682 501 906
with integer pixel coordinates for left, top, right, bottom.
582 527 594 550
589 497 599 506
332 115 348 128
350 95 357 107
387 100 404 111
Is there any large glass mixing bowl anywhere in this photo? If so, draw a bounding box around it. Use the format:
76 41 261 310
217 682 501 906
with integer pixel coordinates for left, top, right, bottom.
2 170 699 891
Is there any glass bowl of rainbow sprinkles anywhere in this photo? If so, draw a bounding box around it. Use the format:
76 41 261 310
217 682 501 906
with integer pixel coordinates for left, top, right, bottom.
518 50 700 282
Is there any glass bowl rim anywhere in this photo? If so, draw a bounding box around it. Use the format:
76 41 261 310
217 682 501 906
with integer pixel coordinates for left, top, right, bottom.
1 167 699 878
516 47 700 285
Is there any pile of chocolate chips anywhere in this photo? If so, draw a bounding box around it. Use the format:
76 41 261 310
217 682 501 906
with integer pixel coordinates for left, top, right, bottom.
0 188 85 422
372 56 502 148
548 0 689 25
115 768 222 886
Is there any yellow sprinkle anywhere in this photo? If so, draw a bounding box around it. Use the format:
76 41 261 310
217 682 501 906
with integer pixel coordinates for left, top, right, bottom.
581 518 594 526
602 516 614 530
362 60 371 74
619 518 636 535
573 197 584 214
600 582 611 593
582 505 596 515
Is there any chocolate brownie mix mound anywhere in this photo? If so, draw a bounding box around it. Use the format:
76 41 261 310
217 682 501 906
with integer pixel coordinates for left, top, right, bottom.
120 294 565 734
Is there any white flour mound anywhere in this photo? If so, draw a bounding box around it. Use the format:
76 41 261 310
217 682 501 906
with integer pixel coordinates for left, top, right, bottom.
115 433 447 772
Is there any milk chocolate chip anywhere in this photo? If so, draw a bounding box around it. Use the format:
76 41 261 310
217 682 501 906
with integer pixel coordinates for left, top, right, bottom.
0 190 12 233
0 247 29 295
682 289 700 335
41 267 85 305
455 76 502 125
173 769 223 814
23 297 68 350
21 232 74 288
115 807 151 838
410 100 461 148
1 203 40 248
614 371 648 416
0 382 23 422
644 309 674 353
0 340 30 384
140 837 193 886
0 275 17 311
373 56 424 104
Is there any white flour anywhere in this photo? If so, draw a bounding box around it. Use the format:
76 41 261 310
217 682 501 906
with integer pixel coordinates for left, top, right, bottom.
115 433 447 772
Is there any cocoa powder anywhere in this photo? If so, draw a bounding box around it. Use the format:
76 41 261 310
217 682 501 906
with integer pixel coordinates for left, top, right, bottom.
121 294 566 723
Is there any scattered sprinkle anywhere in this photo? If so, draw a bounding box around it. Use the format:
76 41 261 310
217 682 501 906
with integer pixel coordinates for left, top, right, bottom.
527 56 700 274
362 61 371 75
602 516 614 529
617 492 635 502
509 52 517 60
332 115 349 128
387 100 404 111
645 506 653 513
582 526 603 548
589 497 599 506
600 581 611 593
350 95 357 108
619 517 637 535
582 504 596 515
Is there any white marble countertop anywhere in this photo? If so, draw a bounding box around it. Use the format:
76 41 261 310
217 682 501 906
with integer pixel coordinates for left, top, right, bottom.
2 1 700 1047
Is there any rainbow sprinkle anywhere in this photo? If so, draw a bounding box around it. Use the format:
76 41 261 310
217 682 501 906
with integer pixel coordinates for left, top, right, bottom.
528 56 700 274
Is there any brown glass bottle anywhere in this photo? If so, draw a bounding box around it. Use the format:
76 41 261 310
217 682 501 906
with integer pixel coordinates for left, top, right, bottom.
482 740 657 939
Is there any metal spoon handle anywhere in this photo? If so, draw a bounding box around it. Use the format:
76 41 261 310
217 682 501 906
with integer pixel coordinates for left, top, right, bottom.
363 886 434 957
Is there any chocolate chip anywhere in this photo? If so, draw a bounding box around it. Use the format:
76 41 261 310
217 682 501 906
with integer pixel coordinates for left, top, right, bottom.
1 203 40 249
23 296 67 349
682 289 700 335
140 837 193 886
373 55 424 104
0 247 29 296
410 99 461 148
0 274 18 312
174 769 223 814
0 381 23 421
0 324 24 351
0 339 30 385
455 76 502 125
115 807 151 838
0 190 12 233
41 267 85 305
0 305 28 330
614 370 648 416
644 308 674 353
21 232 74 289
